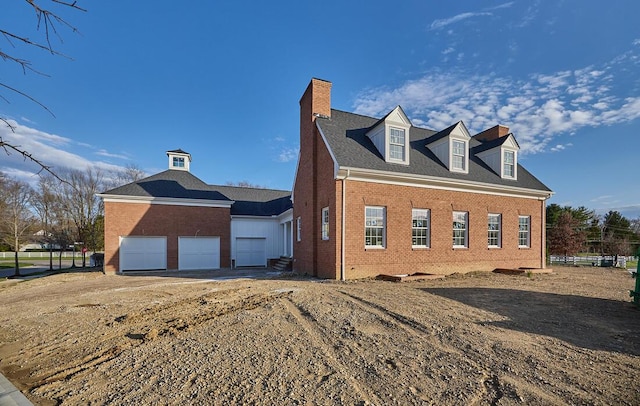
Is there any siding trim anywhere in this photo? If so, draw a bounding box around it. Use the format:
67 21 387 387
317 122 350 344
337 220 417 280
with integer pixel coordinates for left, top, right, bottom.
99 194 233 208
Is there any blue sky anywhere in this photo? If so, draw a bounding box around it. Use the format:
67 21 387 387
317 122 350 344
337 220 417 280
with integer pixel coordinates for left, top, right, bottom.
2 1 639 217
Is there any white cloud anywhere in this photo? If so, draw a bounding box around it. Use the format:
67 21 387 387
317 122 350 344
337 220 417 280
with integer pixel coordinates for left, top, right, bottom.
352 47 640 155
96 149 130 160
442 47 455 55
0 120 126 183
276 147 298 163
430 12 492 31
488 2 514 10
550 143 573 152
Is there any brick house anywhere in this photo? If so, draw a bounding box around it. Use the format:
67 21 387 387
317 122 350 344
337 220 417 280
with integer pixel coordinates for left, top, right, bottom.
99 149 293 274
292 78 553 279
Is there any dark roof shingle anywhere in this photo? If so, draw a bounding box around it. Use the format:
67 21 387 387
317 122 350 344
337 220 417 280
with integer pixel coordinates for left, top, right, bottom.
102 170 292 216
316 109 551 192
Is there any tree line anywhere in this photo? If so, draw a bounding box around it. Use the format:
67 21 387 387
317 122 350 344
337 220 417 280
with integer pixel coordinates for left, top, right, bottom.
0 166 144 276
547 204 640 258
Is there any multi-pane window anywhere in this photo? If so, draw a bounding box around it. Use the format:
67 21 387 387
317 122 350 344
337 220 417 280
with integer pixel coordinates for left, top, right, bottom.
412 209 430 248
296 217 301 242
453 211 468 248
519 216 530 247
173 156 185 168
503 150 515 178
321 207 329 240
389 128 406 161
452 140 466 171
365 206 385 247
488 214 501 248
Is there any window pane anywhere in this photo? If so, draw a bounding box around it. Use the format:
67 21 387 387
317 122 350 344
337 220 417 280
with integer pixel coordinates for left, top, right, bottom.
389 128 405 160
453 211 468 247
412 209 430 247
365 207 385 247
519 216 530 247
389 144 404 160
452 141 465 170
322 208 329 240
488 214 501 247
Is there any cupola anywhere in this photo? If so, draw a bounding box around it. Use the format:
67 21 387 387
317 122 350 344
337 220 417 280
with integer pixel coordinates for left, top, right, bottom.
167 149 192 172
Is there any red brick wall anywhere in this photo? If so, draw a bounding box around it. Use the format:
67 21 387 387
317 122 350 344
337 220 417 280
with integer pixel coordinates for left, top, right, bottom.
340 180 545 279
104 202 231 273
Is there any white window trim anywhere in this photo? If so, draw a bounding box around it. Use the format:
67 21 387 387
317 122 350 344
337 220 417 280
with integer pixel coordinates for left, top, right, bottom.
321 207 329 240
488 213 501 248
388 126 407 163
453 211 468 248
502 149 517 179
412 208 430 248
450 139 468 173
365 206 386 248
518 215 531 248
296 217 301 242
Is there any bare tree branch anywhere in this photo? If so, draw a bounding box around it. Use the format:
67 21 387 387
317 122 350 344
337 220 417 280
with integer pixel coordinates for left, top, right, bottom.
0 82 55 117
0 138 71 186
1 1 85 179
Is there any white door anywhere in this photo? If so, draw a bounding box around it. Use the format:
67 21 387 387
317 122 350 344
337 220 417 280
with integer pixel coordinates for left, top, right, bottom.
178 237 220 270
120 237 167 271
236 238 266 267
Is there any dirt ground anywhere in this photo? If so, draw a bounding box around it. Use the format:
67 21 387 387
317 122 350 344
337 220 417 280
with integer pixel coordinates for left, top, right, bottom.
0 266 638 405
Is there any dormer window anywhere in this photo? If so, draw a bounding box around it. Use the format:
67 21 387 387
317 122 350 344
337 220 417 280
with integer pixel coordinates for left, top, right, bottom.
389 127 406 161
503 150 515 178
425 121 471 174
364 106 412 165
451 140 467 171
473 128 519 180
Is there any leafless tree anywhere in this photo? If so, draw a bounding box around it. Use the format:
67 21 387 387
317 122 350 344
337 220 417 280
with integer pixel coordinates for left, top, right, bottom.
225 180 267 189
58 168 105 253
31 174 62 270
0 177 36 276
106 164 147 190
1 0 85 179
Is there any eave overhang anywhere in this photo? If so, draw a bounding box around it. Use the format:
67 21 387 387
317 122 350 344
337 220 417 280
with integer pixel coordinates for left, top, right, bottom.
98 194 234 208
335 167 553 201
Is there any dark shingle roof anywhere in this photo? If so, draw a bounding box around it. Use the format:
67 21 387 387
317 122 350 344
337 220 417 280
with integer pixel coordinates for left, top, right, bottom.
102 170 292 216
208 185 292 216
103 170 231 201
316 109 551 192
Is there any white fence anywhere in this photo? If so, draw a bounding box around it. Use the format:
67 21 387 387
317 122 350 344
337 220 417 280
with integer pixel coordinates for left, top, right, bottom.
549 255 635 268
0 251 91 259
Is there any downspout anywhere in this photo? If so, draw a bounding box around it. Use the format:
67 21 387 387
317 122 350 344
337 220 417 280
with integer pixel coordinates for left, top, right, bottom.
541 198 547 269
340 169 350 281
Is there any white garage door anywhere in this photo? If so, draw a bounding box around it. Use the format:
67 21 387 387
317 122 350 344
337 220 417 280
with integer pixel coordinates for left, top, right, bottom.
120 236 167 271
236 238 266 267
178 237 220 270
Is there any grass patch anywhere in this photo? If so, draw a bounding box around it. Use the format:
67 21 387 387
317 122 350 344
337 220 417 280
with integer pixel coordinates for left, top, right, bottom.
0 262 33 269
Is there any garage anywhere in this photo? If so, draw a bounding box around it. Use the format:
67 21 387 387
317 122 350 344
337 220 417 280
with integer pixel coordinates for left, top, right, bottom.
178 236 220 270
119 236 167 272
235 237 266 267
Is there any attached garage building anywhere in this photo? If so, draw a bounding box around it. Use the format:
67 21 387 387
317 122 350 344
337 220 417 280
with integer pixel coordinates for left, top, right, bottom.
99 150 292 274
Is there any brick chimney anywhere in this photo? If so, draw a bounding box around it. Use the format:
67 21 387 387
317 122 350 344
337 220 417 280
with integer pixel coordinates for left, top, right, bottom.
294 78 332 277
474 124 510 142
300 78 332 124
